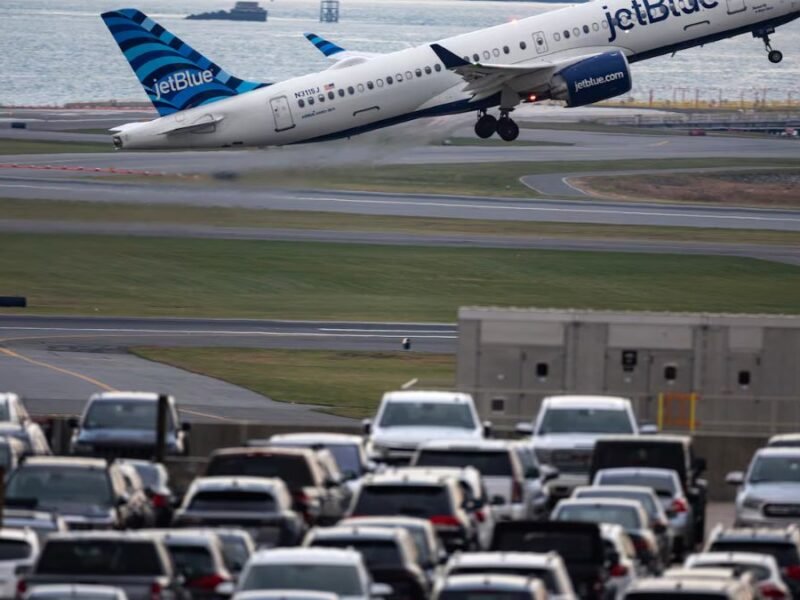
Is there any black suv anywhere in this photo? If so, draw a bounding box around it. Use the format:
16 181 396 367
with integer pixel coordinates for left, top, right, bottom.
590 434 707 543
5 456 153 530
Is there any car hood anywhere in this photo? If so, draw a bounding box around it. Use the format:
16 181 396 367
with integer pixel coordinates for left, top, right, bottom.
532 434 606 450
77 428 177 445
746 482 800 501
371 426 481 446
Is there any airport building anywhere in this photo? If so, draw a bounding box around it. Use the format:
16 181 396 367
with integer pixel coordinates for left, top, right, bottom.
457 307 800 436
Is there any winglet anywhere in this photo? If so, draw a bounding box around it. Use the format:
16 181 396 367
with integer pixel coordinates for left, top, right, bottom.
430 43 470 69
304 33 345 57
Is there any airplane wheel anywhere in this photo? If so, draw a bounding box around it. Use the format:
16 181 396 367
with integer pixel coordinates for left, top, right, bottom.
768 50 783 63
475 114 497 139
497 118 519 142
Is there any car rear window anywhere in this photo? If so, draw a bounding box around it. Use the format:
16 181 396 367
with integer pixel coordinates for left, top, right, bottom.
492 529 601 562
37 540 166 575
0 539 31 560
188 490 275 512
708 541 800 567
598 472 677 496
353 485 452 518
167 544 215 580
696 562 770 582
593 443 686 481
415 450 513 476
626 594 730 600
84 400 175 431
439 591 534 600
577 490 658 518
206 454 314 488
379 402 476 429
240 564 363 596
555 504 642 530
450 566 558 593
7 466 113 508
539 408 634 435
310 539 401 567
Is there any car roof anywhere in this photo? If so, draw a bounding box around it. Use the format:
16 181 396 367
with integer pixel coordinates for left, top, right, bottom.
45 531 163 542
417 439 511 452
392 466 480 483
210 446 315 459
148 529 220 546
231 591 339 600
0 393 17 403
2 509 63 523
556 498 646 511
189 476 285 492
712 526 800 542
440 573 544 592
596 434 691 445
754 447 800 457
575 485 658 497
340 516 434 531
249 547 363 565
449 551 559 568
0 527 38 543
363 472 454 487
599 523 629 539
597 467 679 479
688 551 779 566
542 395 632 409
20 456 108 469
24 584 126 598
308 525 407 542
664 567 740 580
768 433 800 443
381 390 474 404
89 391 167 402
269 433 363 445
627 577 744 593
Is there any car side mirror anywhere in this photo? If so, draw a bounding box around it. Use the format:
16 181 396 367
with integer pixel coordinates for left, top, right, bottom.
482 420 493 438
362 419 372 435
694 457 707 474
181 422 191 432
639 423 658 434
215 581 235 597
525 467 540 480
515 422 534 436
370 582 393 598
67 417 79 429
726 471 745 486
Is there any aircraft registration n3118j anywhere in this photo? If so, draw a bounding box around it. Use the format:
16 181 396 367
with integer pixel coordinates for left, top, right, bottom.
103 1 797 149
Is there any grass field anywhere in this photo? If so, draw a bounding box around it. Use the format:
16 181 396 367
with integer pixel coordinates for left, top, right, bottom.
4 234 800 320
0 139 110 155
4 198 800 246
132 347 455 418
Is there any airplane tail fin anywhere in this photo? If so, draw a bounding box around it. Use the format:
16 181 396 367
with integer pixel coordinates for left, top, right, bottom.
101 8 268 116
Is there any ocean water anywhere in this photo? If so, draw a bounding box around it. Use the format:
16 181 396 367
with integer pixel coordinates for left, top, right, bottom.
1 0 798 105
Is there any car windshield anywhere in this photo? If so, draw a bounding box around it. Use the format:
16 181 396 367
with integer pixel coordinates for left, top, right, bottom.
415 450 512 476
0 403 11 422
324 444 363 477
538 408 633 435
750 456 800 483
240 563 363 595
708 542 800 567
0 539 31 560
451 566 558 593
311 539 401 567
577 490 658 518
695 562 770 582
218 536 250 573
207 454 314 488
555 504 641 530
37 540 165 575
598 472 677 496
84 400 174 431
626 594 730 600
0 446 11 471
438 591 536 599
379 402 476 429
7 466 113 507
167 545 214 580
354 485 452 518
188 490 276 512
491 528 601 562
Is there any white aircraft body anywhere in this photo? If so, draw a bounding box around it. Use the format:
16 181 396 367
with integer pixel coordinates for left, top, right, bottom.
103 1 798 149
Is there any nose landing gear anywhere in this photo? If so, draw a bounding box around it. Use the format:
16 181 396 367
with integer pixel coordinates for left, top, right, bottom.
755 28 783 63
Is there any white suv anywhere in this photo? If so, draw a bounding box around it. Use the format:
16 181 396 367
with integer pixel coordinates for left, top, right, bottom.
364 391 487 464
518 395 638 501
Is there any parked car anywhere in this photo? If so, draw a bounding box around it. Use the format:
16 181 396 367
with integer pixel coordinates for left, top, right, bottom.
69 392 190 458
573 486 672 567
5 456 152 530
0 393 51 455
661 567 757 596
432 574 546 600
0 528 39 599
0 435 27 473
303 525 428 598
363 391 488 465
235 547 390 599
23 584 129 599
1 509 67 545
266 433 373 483
727 448 800 528
206 447 347 525
706 526 800 599
593 467 695 559
150 529 234 599
120 459 175 527
490 521 610 600
623 577 752 600
349 471 477 553
443 551 577 599
210 529 256 580
338 516 445 582
552 498 663 575
117 462 157 528
601 524 641 600
767 435 800 448
518 395 639 503
510 440 558 520
173 476 306 548
18 531 184 600
590 435 707 547
684 552 792 600
231 593 337 600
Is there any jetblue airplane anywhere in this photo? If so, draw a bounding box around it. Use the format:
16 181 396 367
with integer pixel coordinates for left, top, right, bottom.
103 1 797 149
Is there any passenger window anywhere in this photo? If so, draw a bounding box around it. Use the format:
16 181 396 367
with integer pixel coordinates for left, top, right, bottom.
573 27 580 36
347 86 354 95
463 56 470 62
327 91 334 100
405 70 412 79
519 41 527 50
298 99 305 108
592 22 600 31
554 32 561 41
308 97 314 105
492 48 500 57
434 64 442 72
318 94 325 102
357 83 365 92
472 53 480 62
377 78 385 87
387 76 393 84
564 30 570 39
482 50 490 60
338 89 345 97
583 24 590 33
503 45 510 54
424 66 432 74
367 81 374 90
396 73 403 82
415 68 422 77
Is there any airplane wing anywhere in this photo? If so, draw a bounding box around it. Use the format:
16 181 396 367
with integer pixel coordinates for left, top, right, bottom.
430 43 607 101
304 33 382 63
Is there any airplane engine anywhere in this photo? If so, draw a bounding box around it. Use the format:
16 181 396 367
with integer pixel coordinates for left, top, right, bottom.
550 50 632 107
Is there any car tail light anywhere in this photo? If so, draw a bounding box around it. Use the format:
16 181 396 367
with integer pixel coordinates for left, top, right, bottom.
670 498 689 513
151 493 169 509
610 564 629 577
632 537 650 552
475 508 486 523
760 583 787 599
430 515 461 529
783 565 800 581
189 573 228 590
150 582 162 600
15 579 26 599
512 480 523 503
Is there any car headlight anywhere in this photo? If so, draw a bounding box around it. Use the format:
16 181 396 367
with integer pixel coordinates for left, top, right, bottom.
742 495 763 510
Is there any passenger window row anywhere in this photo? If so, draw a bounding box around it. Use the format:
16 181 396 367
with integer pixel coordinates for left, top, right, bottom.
297 63 444 108
553 22 604 42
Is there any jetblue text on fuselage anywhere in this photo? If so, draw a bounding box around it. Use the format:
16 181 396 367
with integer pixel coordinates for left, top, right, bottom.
153 70 214 100
603 0 719 42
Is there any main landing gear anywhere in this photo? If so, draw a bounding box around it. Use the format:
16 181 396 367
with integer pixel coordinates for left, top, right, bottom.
755 29 783 63
474 110 520 142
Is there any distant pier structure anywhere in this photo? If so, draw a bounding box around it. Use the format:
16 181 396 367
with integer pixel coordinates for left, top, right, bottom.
320 0 339 22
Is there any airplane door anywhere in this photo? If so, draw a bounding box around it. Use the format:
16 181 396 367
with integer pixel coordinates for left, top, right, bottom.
269 96 295 132
533 31 549 54
726 0 746 14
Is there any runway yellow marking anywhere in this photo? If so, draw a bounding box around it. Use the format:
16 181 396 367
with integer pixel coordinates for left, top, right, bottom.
0 346 116 392
651 140 671 147
177 407 238 423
